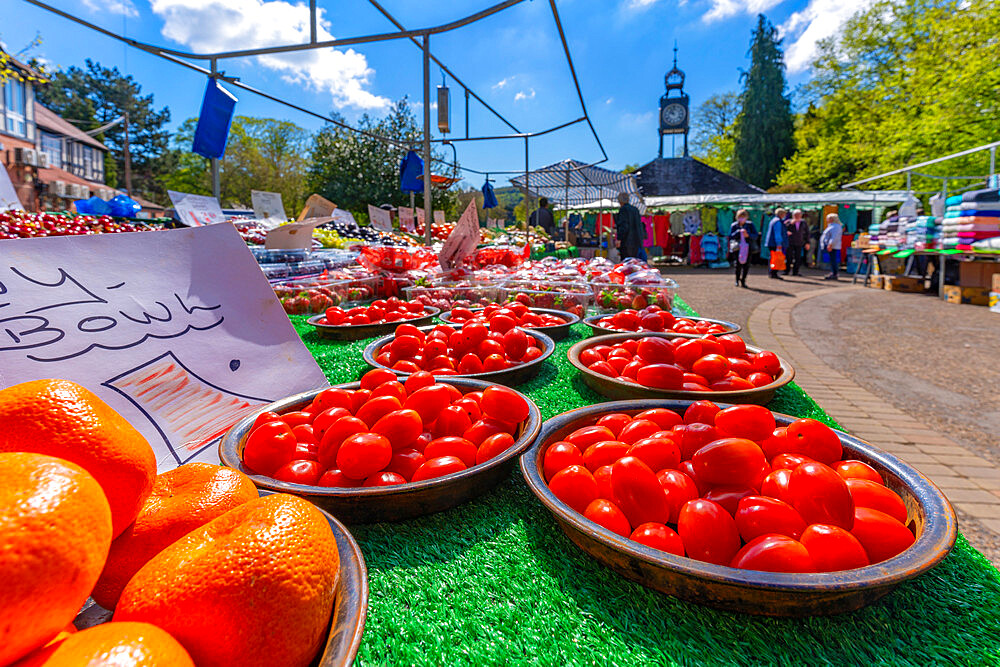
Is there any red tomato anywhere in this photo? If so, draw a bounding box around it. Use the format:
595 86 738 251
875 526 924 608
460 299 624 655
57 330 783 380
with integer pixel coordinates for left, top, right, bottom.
404 370 435 393
481 354 508 372
735 495 808 542
565 425 617 450
355 395 402 428
692 354 730 382
834 460 884 485
730 534 815 572
593 464 615 501
391 335 422 359
363 471 407 487
281 411 313 428
453 397 482 423
311 407 352 441
800 523 870 572
502 328 529 360
674 340 703 369
610 456 671 526
544 441 585 480
672 423 719 460
595 413 632 437
476 432 515 464
316 469 364 488
291 424 317 445
747 372 774 387
462 418 512 446
639 312 665 332
272 459 322 485
752 351 781 376
787 462 855 530
309 388 353 415
703 485 757 515
243 420 296 476
617 419 660 445
683 400 720 425
636 337 675 364
318 416 368 468
337 433 392 480
697 337 725 356
411 455 468 482
692 437 766 487
424 436 478 467
579 348 603 366
588 361 618 377
714 405 776 442
457 353 486 375
850 507 915 563
761 468 793 503
677 499 741 565
432 405 473 439
630 522 685 556
728 358 753 378
370 409 423 450
718 334 746 357
786 418 842 464
846 478 907 523
250 411 283 432
293 441 318 461
403 385 451 423
760 427 793 460
583 498 631 537
360 368 397 391
489 314 517 334
481 386 530 424
628 436 680 472
635 364 684 390
771 452 814 471
385 447 425 481
582 440 630 471
633 408 683 430
656 469 700 522
548 464 599 513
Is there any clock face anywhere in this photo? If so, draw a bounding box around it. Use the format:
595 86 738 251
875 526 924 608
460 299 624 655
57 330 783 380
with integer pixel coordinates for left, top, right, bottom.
661 103 686 127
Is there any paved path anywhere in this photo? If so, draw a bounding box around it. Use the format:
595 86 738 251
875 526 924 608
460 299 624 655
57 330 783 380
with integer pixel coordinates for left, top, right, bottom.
747 286 1000 546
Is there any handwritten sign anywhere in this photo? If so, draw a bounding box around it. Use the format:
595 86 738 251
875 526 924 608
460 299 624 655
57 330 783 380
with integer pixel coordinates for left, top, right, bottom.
265 217 328 250
0 224 329 472
297 193 337 221
251 190 286 229
0 164 23 211
438 199 480 270
168 190 226 227
434 210 446 225
398 207 415 232
368 205 393 232
416 207 425 228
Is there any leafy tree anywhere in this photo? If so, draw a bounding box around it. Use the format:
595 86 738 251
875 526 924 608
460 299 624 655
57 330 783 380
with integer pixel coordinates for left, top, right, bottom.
691 92 740 172
731 15 795 188
35 59 172 202
621 164 639 174
163 116 311 216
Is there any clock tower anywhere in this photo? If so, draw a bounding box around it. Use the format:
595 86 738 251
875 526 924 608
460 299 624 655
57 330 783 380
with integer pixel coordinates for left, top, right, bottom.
658 44 689 159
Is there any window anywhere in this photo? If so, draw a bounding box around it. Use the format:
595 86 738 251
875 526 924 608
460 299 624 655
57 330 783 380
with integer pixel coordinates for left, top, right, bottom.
4 79 26 137
40 132 61 168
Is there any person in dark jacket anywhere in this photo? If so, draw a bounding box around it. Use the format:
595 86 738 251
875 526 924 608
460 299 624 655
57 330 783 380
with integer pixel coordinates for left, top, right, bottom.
765 207 789 280
528 197 555 236
729 208 759 288
784 209 809 276
614 192 644 259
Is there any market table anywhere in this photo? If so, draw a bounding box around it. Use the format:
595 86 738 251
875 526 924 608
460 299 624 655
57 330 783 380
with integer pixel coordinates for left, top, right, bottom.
290 300 1000 665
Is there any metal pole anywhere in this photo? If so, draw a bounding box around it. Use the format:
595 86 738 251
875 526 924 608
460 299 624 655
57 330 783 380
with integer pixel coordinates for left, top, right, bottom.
309 0 317 43
422 35 433 247
464 88 469 140
523 136 530 253
210 60 221 201
990 147 996 179
122 110 133 196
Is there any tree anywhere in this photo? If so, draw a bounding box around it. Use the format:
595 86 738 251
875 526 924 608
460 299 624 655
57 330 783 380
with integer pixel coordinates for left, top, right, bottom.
731 15 795 188
35 59 172 202
162 116 311 216
691 92 740 172
621 164 639 174
308 99 457 216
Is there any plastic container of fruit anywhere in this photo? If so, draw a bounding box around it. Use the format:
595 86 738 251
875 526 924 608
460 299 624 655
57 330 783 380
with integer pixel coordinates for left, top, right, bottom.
567 332 794 405
499 280 591 316
307 305 440 341
402 283 502 311
520 399 957 617
74 490 368 665
591 281 678 313
438 307 582 341
582 314 741 338
363 325 556 387
274 276 378 316
218 378 542 524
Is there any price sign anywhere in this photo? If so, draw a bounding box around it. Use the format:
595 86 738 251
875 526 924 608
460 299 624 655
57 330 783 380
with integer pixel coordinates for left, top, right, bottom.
168 190 226 227
368 205 393 232
251 190 286 229
398 207 415 232
438 199 480 270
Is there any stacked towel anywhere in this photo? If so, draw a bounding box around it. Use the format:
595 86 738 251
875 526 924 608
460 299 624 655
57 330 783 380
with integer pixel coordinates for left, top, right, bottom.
942 188 1000 248
904 215 939 250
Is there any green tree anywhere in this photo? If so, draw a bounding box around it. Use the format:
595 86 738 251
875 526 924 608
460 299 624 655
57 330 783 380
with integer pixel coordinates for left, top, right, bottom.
731 15 795 188
35 59 172 202
621 164 639 174
308 99 457 217
691 92 740 173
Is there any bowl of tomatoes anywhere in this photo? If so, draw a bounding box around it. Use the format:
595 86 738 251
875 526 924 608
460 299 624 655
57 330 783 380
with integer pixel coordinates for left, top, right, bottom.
583 308 741 338
439 304 582 341
219 371 542 523
307 299 440 341
568 332 794 405
520 399 957 616
363 323 556 387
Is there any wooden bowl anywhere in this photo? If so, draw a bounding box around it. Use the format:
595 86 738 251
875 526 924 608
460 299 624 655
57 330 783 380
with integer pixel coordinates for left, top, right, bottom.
362 325 556 387
307 306 440 341
568 332 794 405
219 378 542 524
582 314 741 338
74 495 367 666
520 400 957 617
438 307 581 341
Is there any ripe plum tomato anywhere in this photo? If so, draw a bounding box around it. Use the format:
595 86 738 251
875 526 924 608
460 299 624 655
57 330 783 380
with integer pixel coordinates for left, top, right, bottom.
610 456 671 527
355 395 402 428
735 495 807 542
674 340 703 369
635 364 684 390
548 464 599 513
544 441 584 481
628 436 680 472
656 469 699 523
476 432 515 464
463 418 513 446
752 350 781 376
502 329 529 360
371 381 407 402
291 424 317 445
337 433 392 480
691 437 766 487
371 409 423 450
579 348 603 367
692 354 729 382
243 420 296 476
630 522 685 556
683 400 720 425
311 407 352 442
761 468 793 503
424 436 477 467
834 460 884 485
453 397 482 423
309 388 353 414
787 462 855 530
318 416 368 468
588 361 617 377
272 459 322 485
565 425 617 450
363 471 407 486
582 441 630 471
760 427 793 460
281 411 313 428
677 499 741 565
846 479 907 523
403 385 451 423
404 371 435 393
583 498 631 537
636 337 675 364
411 455 467 482
432 405 473 439
786 418 842 464
360 368 397 391
771 453 814 471
800 524 870 572
850 507 915 563
595 413 632 438
714 405 776 442
251 411 283 431
730 534 815 573
634 408 683 430
672 423 719 460
748 372 774 387
718 334 746 357
703 486 756 515
481 386 530 424
317 469 364 488
618 419 661 445
385 448 425 481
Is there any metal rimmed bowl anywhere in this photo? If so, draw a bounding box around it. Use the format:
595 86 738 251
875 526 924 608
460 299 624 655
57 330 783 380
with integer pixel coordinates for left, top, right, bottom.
582 314 742 338
438 307 581 341
74 492 367 666
568 331 794 405
363 324 556 387
520 399 957 617
219 377 542 524
307 306 440 341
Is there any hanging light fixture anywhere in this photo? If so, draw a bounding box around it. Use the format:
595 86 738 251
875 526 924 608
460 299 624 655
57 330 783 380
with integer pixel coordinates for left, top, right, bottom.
437 70 450 134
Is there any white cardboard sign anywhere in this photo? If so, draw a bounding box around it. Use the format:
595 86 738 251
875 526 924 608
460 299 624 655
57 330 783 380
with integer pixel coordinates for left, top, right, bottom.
168 190 227 227
416 207 425 227
0 164 24 212
438 199 480 270
434 210 446 225
368 205 393 232
0 224 329 472
398 207 415 232
264 217 328 250
251 190 286 229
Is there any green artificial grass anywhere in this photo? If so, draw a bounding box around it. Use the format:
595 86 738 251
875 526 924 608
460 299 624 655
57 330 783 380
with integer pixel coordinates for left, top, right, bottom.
290 301 1000 666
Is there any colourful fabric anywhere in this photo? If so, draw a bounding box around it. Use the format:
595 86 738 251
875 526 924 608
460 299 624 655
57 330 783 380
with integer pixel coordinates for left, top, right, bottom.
669 211 684 235
688 234 703 264
682 210 701 235
653 215 669 246
642 216 655 247
701 208 718 233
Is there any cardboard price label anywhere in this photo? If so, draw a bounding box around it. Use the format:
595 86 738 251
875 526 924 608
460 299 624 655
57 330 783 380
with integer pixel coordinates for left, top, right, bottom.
399 207 415 232
168 190 226 227
251 190 286 229
438 199 480 270
264 217 329 249
368 204 393 232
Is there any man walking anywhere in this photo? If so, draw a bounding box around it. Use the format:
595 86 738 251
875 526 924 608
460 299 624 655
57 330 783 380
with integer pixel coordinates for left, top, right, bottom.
784 209 809 276
765 207 788 280
820 213 844 280
528 197 555 236
614 192 644 260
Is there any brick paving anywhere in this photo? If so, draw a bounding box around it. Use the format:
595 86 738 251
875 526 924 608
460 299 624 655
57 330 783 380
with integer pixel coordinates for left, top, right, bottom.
747 285 1000 557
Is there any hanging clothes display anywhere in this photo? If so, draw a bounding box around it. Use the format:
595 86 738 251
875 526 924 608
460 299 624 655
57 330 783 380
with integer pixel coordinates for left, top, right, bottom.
682 210 702 235
653 214 670 246
716 208 735 237
670 211 684 235
688 235 703 264
642 216 655 247
701 208 718 233
701 234 721 263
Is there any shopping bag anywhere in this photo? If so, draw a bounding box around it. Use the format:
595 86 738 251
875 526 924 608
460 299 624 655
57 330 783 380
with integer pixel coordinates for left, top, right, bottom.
770 248 786 271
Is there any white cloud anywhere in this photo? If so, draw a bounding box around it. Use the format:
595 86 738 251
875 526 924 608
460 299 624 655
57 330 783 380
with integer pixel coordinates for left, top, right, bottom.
780 0 875 72
702 0 784 23
150 0 389 110
624 0 660 10
605 97 614 105
82 0 139 17
493 77 513 90
514 88 536 102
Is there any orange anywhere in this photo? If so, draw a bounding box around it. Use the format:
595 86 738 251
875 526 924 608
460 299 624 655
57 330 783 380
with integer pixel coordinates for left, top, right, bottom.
0 453 112 666
8 622 194 667
92 462 259 609
115 494 339 667
0 379 157 537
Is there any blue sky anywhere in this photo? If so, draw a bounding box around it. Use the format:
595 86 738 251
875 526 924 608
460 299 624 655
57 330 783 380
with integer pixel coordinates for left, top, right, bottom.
3 0 870 189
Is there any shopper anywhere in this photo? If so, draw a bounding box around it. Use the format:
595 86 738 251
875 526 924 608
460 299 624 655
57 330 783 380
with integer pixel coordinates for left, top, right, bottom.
820 213 844 280
614 192 644 260
784 209 809 276
765 207 788 280
528 197 555 236
729 209 758 288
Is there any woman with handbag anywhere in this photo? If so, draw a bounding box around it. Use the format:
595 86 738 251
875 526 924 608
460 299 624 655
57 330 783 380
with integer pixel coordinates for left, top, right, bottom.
729 209 759 288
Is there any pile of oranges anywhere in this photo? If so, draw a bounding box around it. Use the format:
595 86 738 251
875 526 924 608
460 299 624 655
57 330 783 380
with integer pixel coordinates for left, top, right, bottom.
0 379 340 667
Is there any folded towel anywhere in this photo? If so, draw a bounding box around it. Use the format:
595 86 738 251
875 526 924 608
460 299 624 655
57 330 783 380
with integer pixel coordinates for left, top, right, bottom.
961 188 1000 203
